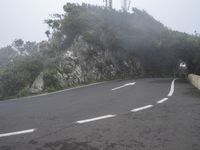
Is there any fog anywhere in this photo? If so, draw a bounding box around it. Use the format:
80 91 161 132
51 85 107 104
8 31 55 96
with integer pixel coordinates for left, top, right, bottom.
0 0 200 47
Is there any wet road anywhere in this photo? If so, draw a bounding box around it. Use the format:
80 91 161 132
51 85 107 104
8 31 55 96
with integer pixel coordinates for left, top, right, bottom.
0 78 200 150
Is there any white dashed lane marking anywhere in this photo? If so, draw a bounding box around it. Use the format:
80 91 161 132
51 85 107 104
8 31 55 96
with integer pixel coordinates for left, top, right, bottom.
168 79 177 97
112 82 136 91
76 114 116 124
157 98 168 104
131 105 153 112
0 129 36 138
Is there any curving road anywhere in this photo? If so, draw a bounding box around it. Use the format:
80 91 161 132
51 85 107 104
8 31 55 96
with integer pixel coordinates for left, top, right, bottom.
0 78 200 150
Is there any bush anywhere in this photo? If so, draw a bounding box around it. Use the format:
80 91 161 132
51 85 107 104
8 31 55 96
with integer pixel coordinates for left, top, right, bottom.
0 55 43 99
43 71 62 90
17 87 32 97
45 86 58 92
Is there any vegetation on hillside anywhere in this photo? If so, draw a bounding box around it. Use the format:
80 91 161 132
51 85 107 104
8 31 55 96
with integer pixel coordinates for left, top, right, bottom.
0 3 200 100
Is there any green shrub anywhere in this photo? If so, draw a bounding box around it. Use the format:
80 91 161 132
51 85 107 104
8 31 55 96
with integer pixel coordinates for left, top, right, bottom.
17 87 32 97
45 86 58 92
43 71 61 90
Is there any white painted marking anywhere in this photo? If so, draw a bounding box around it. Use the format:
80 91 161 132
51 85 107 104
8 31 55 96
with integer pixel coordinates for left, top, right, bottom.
0 129 36 138
76 114 116 124
168 79 177 97
157 98 168 104
112 82 136 91
131 105 153 112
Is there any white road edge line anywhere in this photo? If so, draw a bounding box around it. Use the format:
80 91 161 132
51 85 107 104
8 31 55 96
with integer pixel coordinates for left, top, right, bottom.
112 82 136 91
131 105 153 112
76 114 116 124
0 129 36 138
168 78 177 97
157 98 168 104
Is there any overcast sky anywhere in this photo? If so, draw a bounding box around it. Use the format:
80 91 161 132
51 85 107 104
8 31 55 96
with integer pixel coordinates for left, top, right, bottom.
0 0 200 47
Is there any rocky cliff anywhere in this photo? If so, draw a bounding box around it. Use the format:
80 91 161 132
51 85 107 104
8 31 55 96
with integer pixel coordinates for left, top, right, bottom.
32 35 144 93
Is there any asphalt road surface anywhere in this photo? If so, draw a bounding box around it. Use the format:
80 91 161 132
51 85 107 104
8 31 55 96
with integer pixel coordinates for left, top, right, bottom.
0 78 200 150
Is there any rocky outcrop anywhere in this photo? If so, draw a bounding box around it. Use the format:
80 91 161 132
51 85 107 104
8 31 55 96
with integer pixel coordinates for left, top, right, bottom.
30 72 44 93
55 35 143 86
32 35 144 93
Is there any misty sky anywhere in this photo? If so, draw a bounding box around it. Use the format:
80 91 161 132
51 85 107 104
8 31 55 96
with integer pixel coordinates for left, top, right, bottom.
0 0 200 47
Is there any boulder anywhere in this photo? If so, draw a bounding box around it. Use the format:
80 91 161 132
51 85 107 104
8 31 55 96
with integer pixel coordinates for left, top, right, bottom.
30 72 44 93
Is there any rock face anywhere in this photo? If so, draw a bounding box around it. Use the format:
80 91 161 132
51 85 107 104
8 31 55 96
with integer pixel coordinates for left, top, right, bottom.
30 72 44 93
32 35 144 92
56 35 143 86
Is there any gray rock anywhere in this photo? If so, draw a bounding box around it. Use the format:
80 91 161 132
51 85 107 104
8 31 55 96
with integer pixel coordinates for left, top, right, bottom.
38 35 143 90
30 72 44 93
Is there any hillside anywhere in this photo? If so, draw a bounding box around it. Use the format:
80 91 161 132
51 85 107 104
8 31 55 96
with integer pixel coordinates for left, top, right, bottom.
0 3 200 100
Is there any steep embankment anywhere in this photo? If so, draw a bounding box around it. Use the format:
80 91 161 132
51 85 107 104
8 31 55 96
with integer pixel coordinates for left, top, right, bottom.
30 4 170 94
30 34 144 93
